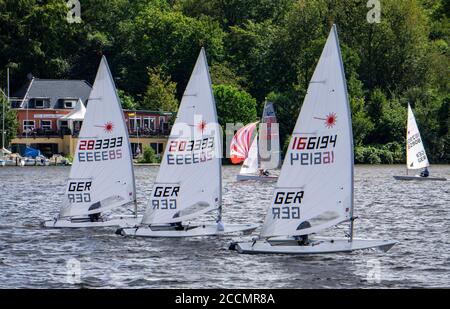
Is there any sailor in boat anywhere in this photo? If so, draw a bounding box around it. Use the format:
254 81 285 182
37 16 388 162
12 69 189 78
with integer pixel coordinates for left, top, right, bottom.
259 169 270 177
294 221 311 246
420 167 429 177
170 221 184 231
88 202 102 222
89 212 101 222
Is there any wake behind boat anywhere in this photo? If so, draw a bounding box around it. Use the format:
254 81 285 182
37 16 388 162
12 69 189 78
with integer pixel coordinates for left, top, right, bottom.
230 25 396 255
393 104 446 181
43 57 141 228
117 48 258 238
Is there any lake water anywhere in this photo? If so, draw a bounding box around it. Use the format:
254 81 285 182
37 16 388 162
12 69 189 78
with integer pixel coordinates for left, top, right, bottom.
0 165 449 288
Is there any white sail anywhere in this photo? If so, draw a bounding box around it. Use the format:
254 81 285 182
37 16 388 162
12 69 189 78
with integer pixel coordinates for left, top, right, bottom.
59 57 136 218
406 104 429 170
142 48 222 225
261 25 353 238
240 134 259 175
259 101 281 170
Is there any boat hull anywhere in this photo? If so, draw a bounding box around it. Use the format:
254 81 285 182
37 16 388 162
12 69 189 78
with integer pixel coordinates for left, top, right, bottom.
393 175 447 181
236 174 277 182
231 237 396 255
117 222 259 238
42 215 142 228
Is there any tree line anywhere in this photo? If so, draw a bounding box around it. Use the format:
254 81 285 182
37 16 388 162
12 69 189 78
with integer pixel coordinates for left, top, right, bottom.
0 0 448 163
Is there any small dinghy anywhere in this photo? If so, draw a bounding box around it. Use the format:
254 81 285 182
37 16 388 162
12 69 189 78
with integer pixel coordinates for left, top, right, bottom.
230 25 396 255
117 48 258 237
43 57 141 228
231 102 280 182
393 104 446 181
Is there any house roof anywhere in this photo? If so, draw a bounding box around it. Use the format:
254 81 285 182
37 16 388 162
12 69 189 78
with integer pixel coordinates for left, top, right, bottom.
13 78 92 109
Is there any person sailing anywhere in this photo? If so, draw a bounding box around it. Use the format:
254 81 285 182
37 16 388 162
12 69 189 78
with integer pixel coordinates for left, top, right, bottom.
420 167 429 177
259 168 269 177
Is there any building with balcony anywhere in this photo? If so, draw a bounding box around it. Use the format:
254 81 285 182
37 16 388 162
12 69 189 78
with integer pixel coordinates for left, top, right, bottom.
10 77 171 158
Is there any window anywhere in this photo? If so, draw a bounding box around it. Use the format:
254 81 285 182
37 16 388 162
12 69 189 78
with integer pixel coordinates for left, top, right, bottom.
150 142 164 154
23 120 35 131
41 120 52 130
143 117 155 131
35 99 45 108
130 117 142 131
64 99 77 108
60 120 69 129
159 117 165 127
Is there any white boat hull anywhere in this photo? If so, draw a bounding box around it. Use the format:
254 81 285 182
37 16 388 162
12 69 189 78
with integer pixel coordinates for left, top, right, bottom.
117 222 259 238
231 237 396 255
393 175 447 181
236 174 278 182
42 215 142 228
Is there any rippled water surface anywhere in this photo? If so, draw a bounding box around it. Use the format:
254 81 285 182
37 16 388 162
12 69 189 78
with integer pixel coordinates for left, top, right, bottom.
0 165 449 288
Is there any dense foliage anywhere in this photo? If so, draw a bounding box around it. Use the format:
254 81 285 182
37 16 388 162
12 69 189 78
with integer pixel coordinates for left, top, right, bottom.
138 145 160 163
0 0 448 163
0 94 18 148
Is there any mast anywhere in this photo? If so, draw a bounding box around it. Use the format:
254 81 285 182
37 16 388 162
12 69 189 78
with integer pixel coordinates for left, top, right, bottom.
2 67 7 150
104 56 138 217
333 24 355 241
202 48 222 223
406 104 409 176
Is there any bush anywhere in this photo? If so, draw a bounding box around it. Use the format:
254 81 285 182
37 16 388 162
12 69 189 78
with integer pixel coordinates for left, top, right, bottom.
138 145 160 164
354 143 404 164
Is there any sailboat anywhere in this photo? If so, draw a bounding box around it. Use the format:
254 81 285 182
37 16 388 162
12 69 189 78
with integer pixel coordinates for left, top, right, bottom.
43 57 141 228
117 48 258 237
231 102 280 181
230 25 396 254
393 104 446 181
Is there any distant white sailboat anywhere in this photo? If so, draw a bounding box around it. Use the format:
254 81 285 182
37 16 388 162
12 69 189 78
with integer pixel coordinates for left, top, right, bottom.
43 57 141 228
393 104 446 181
230 25 396 254
231 102 280 181
117 48 258 237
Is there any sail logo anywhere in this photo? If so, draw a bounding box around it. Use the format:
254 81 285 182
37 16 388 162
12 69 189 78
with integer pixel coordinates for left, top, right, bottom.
197 120 206 133
314 112 337 129
290 135 336 166
95 121 114 133
271 191 304 220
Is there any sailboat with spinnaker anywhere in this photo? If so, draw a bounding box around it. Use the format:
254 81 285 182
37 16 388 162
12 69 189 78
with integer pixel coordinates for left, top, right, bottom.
117 48 258 237
231 101 280 181
43 57 141 228
230 25 396 254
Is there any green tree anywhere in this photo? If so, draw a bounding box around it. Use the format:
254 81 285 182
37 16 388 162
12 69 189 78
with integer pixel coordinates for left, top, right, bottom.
119 6 225 99
141 67 179 112
213 84 257 128
138 145 159 163
0 94 18 148
117 89 138 110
